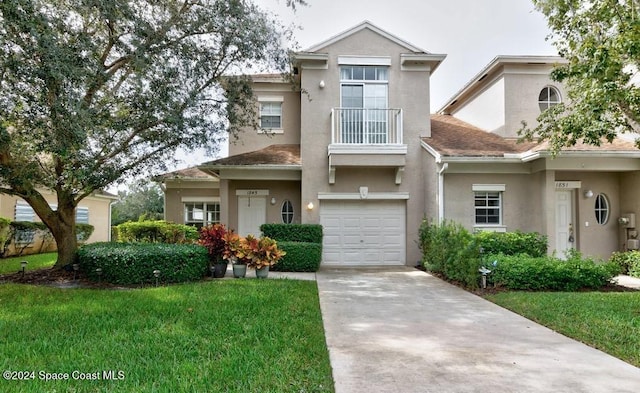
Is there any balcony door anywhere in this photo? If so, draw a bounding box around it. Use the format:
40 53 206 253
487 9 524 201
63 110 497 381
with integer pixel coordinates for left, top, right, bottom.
340 65 388 144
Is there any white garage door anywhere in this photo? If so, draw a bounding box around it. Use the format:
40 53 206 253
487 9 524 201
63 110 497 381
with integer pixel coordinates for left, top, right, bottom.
320 200 405 266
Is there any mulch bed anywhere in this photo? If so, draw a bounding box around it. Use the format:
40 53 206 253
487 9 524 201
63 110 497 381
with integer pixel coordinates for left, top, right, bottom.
0 268 111 288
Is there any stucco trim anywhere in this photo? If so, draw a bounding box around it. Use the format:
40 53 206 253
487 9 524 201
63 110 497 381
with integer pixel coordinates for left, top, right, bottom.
181 196 221 202
338 56 391 66
317 192 410 200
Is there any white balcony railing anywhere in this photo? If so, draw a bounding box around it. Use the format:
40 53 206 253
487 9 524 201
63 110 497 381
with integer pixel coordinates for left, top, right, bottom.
331 108 403 145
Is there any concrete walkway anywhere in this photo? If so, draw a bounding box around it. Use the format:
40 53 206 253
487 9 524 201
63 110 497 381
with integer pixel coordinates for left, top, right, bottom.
316 267 640 393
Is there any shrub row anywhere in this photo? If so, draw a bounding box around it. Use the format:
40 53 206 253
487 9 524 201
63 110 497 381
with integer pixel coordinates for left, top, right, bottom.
418 219 618 290
270 241 322 272
475 230 547 258
77 242 209 285
115 220 198 244
490 252 621 291
609 251 640 278
260 224 323 244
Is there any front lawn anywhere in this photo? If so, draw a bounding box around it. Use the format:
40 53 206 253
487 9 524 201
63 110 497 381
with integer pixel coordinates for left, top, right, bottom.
0 280 334 392
0 252 57 275
486 291 640 367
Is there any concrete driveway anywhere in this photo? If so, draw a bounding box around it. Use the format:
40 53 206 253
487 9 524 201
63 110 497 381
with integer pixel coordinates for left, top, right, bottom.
316 267 640 393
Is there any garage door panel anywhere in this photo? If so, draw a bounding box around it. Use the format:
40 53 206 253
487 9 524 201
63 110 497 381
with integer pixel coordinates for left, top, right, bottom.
320 200 405 266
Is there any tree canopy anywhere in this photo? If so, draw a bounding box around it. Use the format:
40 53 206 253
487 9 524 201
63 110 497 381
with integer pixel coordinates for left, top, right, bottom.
111 181 164 226
0 0 302 267
522 0 640 151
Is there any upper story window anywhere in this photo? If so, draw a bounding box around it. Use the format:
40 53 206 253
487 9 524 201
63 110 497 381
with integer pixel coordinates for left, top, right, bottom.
259 102 282 129
594 193 610 225
538 86 561 112
340 66 388 82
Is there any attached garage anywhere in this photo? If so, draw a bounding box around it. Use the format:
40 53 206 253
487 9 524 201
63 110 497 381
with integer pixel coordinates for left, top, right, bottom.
320 200 406 266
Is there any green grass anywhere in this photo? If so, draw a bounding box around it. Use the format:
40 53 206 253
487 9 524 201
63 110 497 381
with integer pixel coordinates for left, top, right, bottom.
486 291 640 367
0 252 57 275
0 280 334 392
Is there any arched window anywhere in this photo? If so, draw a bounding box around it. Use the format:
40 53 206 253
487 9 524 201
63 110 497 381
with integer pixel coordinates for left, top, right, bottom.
595 193 610 225
281 200 294 224
538 86 561 112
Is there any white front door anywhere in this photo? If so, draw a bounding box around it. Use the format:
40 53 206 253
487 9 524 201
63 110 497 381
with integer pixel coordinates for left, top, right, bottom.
238 196 266 237
555 190 575 258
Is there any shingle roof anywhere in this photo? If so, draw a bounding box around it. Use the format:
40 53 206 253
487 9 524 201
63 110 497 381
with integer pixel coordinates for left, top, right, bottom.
426 115 534 157
201 144 301 167
156 166 218 180
425 114 639 158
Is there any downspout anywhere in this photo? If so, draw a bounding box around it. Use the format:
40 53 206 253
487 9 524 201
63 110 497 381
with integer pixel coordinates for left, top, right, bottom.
438 163 448 222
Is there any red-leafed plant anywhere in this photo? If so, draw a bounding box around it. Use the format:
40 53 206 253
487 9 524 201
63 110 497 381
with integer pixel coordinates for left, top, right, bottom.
198 224 228 260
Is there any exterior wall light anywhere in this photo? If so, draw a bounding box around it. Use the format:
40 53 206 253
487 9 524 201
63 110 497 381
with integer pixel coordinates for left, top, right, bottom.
307 202 314 210
270 197 276 205
319 80 325 88
584 190 594 198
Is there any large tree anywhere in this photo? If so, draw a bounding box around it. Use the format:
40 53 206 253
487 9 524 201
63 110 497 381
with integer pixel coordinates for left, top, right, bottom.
0 0 303 268
521 0 640 151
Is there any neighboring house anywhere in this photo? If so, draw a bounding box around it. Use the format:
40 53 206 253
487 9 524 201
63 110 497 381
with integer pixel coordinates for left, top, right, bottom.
0 190 117 255
160 22 640 265
429 56 640 260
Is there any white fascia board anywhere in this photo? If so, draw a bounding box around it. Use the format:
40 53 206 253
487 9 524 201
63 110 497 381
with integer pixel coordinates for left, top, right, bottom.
328 144 407 155
420 140 442 163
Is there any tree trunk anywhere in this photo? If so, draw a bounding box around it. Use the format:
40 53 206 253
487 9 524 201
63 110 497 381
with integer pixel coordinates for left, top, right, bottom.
49 218 77 269
25 191 78 269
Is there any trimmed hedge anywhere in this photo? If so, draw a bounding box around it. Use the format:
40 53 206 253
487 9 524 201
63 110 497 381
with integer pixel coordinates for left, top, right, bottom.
77 242 209 285
115 220 198 244
260 224 323 244
490 252 621 291
475 230 547 257
270 241 322 272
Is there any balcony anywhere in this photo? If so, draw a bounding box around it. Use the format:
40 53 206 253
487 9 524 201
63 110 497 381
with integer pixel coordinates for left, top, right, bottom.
328 108 407 185
330 108 403 145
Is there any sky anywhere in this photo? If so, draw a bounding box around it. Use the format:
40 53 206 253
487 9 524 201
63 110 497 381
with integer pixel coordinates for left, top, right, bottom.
168 0 559 178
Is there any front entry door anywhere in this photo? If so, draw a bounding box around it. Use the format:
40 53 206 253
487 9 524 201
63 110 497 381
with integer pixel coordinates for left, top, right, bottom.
238 196 266 237
555 190 575 258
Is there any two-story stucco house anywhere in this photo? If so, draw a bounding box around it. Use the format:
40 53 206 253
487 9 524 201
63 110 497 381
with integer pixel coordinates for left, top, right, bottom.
160 21 640 265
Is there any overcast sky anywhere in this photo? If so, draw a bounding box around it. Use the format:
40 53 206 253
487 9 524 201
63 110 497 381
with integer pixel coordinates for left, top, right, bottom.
170 0 558 175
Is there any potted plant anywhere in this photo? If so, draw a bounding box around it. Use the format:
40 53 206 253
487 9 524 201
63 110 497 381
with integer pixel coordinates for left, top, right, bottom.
198 224 229 278
222 232 249 278
245 235 286 279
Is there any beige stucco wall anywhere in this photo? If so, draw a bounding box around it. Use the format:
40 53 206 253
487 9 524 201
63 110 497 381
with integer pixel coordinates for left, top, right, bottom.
443 173 545 233
222 180 301 232
299 28 432 265
557 171 621 259
440 169 624 260
164 181 220 224
229 86 301 156
0 191 114 248
503 65 569 139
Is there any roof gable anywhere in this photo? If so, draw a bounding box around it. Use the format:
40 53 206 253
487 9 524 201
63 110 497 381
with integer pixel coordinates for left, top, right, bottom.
305 21 428 54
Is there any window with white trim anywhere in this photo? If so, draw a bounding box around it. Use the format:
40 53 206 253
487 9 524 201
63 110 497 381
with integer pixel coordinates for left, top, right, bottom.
281 200 294 224
538 86 561 112
259 102 282 129
473 185 504 226
595 193 610 225
184 202 220 228
76 207 89 224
